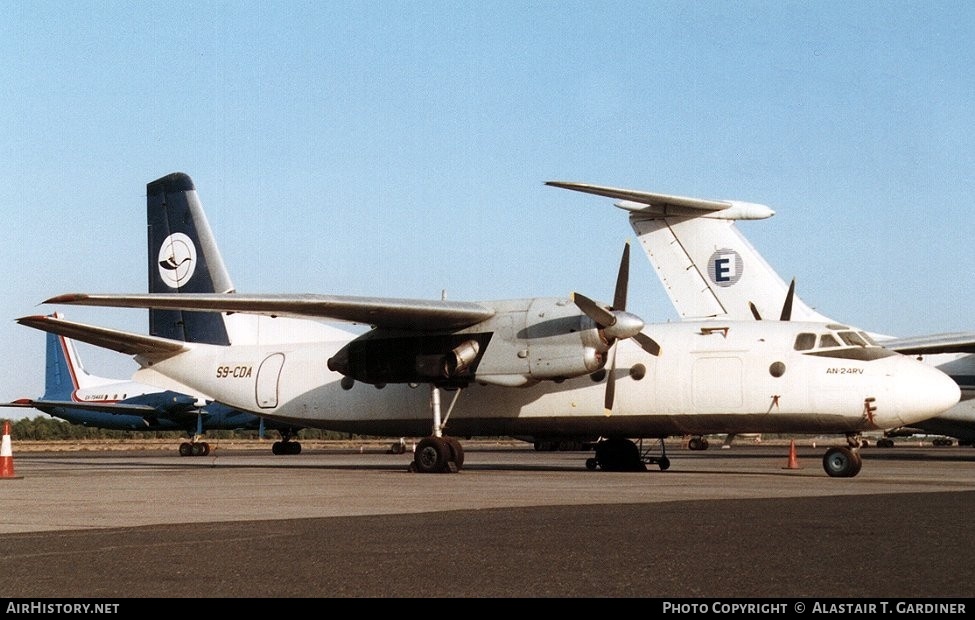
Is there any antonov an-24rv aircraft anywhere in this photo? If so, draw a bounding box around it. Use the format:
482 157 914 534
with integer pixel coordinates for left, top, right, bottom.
21 174 961 478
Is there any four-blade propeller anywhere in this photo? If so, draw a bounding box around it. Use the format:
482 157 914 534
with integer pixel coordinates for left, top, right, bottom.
749 277 796 321
571 242 660 415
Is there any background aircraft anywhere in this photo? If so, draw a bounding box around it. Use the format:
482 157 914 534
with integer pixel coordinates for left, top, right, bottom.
546 181 975 448
20 174 962 477
2 315 303 455
1 172 310 456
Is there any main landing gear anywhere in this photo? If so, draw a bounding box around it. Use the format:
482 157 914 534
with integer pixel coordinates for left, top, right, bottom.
822 433 863 478
271 439 302 455
410 435 465 473
409 385 466 474
178 440 210 457
585 437 671 472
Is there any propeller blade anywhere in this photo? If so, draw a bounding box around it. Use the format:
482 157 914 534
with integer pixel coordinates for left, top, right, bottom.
604 345 617 415
572 292 616 327
633 332 661 356
613 242 630 310
749 302 762 321
780 278 796 321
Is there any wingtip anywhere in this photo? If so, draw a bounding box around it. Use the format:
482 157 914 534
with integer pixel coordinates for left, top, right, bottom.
43 293 87 304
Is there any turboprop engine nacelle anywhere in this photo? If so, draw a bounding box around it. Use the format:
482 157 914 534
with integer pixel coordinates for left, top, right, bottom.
326 297 612 387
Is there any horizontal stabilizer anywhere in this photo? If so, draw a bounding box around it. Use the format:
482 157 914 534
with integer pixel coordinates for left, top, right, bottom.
44 293 496 331
16 315 190 363
546 181 775 220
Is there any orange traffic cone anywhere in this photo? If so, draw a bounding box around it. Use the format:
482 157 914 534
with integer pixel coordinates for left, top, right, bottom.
1 420 22 480
783 439 800 470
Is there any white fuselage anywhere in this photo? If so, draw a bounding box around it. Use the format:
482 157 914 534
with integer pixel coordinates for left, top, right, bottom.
132 319 960 439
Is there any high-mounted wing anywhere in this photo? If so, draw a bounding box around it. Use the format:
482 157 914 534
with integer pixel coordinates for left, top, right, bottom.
44 293 496 331
3 398 159 414
880 333 975 356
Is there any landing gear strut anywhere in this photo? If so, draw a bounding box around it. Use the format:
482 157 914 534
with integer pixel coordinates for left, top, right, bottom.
410 386 465 473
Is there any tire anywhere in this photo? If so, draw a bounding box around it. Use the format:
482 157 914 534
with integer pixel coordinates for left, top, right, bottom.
823 446 859 478
178 442 191 457
413 436 451 473
444 437 465 469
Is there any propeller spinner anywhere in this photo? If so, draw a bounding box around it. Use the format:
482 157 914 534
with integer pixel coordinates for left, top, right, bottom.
571 242 661 415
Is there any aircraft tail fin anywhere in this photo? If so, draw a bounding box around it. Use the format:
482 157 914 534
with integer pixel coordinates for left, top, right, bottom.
147 172 233 345
629 212 834 322
42 313 114 398
547 182 833 322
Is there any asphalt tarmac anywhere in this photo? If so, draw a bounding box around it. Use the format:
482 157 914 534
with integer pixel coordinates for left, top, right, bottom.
1 440 973 600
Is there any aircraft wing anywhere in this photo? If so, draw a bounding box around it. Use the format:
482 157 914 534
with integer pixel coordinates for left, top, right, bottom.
1 398 160 415
879 333 975 355
546 181 775 220
16 315 190 363
44 293 497 331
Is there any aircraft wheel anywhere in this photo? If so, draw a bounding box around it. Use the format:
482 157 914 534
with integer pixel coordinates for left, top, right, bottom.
201 442 211 456
290 442 302 455
413 436 451 473
849 451 862 477
658 456 671 471
179 442 192 457
585 458 598 471
877 438 894 448
444 436 464 469
271 441 283 455
823 446 860 478
190 442 205 457
596 438 645 471
688 437 704 451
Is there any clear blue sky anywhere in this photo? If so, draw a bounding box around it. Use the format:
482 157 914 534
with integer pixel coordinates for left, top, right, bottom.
1 1 972 416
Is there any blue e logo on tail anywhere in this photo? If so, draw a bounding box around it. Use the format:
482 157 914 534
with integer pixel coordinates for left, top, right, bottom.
707 249 743 288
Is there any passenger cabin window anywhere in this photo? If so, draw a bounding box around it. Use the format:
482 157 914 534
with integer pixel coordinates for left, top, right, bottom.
819 334 841 348
794 333 816 351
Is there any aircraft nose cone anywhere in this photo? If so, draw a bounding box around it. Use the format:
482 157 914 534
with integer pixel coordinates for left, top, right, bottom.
886 359 961 427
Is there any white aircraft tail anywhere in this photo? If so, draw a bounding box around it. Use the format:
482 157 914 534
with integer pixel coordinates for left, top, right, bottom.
547 182 835 323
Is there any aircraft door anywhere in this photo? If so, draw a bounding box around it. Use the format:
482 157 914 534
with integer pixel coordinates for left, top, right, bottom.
692 357 743 412
256 353 285 409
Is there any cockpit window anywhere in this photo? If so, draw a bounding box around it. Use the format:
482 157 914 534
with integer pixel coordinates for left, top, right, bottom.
801 327 898 360
838 331 869 347
794 333 816 351
819 334 841 348
859 331 879 346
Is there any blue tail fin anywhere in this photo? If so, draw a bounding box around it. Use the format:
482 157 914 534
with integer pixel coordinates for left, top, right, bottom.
147 172 232 345
42 315 98 399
